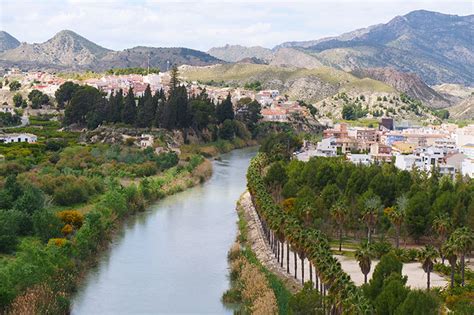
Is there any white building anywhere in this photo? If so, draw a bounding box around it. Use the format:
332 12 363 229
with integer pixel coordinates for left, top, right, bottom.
461 159 474 178
315 137 337 157
395 154 423 171
348 154 371 165
460 143 474 158
0 133 37 144
0 106 15 115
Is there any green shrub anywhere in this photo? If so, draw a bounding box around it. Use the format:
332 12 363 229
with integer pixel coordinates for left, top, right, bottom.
32 209 63 242
395 290 440 315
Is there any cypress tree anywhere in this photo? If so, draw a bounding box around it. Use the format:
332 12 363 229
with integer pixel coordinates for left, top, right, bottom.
122 87 136 125
216 93 234 124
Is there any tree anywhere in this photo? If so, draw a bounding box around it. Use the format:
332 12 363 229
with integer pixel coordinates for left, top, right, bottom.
331 201 348 252
64 85 105 127
13 184 45 215
385 195 407 249
363 196 382 244
418 245 437 290
442 240 457 288
289 281 322 314
395 290 439 315
236 98 261 136
12 93 24 108
432 213 451 263
9 80 21 91
170 65 179 90
32 209 63 242
264 161 288 203
216 93 234 124
448 227 473 286
219 119 235 140
0 210 20 253
365 252 402 300
405 191 431 241
135 85 156 128
55 81 80 109
28 89 50 108
355 242 373 284
121 87 136 125
374 273 409 315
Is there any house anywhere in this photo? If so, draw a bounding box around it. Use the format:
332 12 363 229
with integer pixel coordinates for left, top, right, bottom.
395 154 423 171
315 137 337 157
0 106 15 115
461 158 474 178
0 133 37 144
348 153 371 165
261 107 288 122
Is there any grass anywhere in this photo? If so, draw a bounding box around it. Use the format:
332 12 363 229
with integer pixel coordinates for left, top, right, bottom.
235 198 292 315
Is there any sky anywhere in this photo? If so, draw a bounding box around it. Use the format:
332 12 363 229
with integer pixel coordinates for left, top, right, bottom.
0 0 472 51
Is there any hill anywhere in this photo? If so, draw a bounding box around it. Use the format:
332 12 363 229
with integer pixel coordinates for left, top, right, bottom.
351 67 451 108
0 31 20 53
277 10 474 85
207 44 273 62
180 63 394 102
0 30 224 71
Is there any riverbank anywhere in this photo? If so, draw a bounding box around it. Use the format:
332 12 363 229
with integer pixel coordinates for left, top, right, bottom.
3 157 213 314
72 147 258 314
223 192 295 314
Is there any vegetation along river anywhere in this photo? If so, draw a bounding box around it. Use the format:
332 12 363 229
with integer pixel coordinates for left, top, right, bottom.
71 147 258 314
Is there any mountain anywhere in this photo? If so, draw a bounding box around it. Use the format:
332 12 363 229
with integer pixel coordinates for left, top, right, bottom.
98 46 223 71
0 30 224 71
207 44 273 62
278 10 474 85
0 30 110 67
0 31 20 53
351 67 451 108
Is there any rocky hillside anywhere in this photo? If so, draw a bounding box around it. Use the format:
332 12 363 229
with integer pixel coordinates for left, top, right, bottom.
180 63 394 103
0 31 20 53
351 67 451 108
0 30 224 71
0 30 111 67
207 44 273 62
448 96 474 120
278 10 474 85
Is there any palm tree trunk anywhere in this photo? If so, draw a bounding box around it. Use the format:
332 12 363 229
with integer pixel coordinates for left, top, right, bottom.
461 254 465 286
450 264 455 288
367 226 371 244
281 241 284 268
364 273 367 284
301 256 305 285
396 226 400 249
316 273 319 292
277 239 279 261
294 251 297 279
427 271 430 291
309 262 313 286
339 227 342 252
287 242 290 273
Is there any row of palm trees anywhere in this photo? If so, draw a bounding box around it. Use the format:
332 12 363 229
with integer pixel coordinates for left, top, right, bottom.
248 153 373 314
354 226 473 291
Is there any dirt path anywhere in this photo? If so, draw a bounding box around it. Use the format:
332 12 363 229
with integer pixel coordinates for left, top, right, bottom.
241 191 448 292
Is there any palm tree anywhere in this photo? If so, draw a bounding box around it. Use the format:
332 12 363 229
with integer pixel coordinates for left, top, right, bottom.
355 243 373 284
331 201 348 252
386 195 407 248
362 197 381 244
442 240 457 288
432 213 451 263
449 227 474 286
418 245 438 290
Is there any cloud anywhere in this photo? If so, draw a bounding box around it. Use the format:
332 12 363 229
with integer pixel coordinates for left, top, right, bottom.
0 0 471 51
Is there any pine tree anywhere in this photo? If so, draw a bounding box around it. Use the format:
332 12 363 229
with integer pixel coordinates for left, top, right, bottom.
170 66 179 90
136 85 156 128
216 93 234 124
154 88 166 128
122 87 136 125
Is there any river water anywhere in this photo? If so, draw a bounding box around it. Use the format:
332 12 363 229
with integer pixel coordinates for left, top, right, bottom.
71 147 257 315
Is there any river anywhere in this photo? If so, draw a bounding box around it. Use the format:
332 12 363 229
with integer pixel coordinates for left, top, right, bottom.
71 147 257 315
